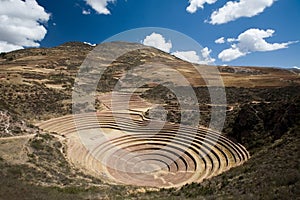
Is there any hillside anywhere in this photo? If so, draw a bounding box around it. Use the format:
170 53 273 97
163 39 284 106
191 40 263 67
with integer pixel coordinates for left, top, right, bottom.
0 42 299 199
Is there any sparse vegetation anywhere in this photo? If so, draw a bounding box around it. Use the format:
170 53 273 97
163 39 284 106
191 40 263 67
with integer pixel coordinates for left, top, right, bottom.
0 42 299 199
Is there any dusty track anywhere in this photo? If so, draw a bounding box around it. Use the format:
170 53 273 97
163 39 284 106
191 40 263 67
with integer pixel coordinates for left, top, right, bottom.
0 134 35 141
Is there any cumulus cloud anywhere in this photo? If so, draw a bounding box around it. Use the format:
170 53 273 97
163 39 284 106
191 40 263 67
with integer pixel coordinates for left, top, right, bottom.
210 0 275 25
215 37 225 44
172 51 201 63
200 47 216 64
85 0 115 15
172 47 215 64
0 41 23 53
186 0 217 13
0 0 50 53
218 28 297 62
142 33 215 64
218 46 246 62
142 33 172 53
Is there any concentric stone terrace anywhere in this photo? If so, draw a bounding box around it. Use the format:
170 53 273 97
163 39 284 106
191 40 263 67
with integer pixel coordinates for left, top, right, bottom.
38 110 250 188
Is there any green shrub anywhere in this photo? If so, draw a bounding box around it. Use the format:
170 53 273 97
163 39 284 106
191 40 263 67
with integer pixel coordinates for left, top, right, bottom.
30 139 44 150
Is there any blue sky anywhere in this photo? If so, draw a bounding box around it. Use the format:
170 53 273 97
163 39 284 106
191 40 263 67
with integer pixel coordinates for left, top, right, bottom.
0 0 299 68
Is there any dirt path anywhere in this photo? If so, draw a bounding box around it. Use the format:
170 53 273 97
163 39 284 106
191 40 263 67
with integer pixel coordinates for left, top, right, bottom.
0 134 36 141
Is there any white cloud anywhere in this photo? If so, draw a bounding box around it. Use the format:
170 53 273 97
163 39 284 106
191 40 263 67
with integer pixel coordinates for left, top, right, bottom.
218 46 246 62
227 38 236 43
172 51 201 63
186 0 217 13
142 33 172 53
85 0 115 15
218 28 297 62
82 9 91 15
215 37 225 44
84 41 96 46
0 41 23 53
0 0 50 53
172 47 215 64
210 0 275 25
142 33 215 64
293 66 300 70
200 47 216 64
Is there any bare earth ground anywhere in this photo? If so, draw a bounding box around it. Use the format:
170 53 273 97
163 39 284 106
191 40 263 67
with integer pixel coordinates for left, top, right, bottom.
37 93 250 188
